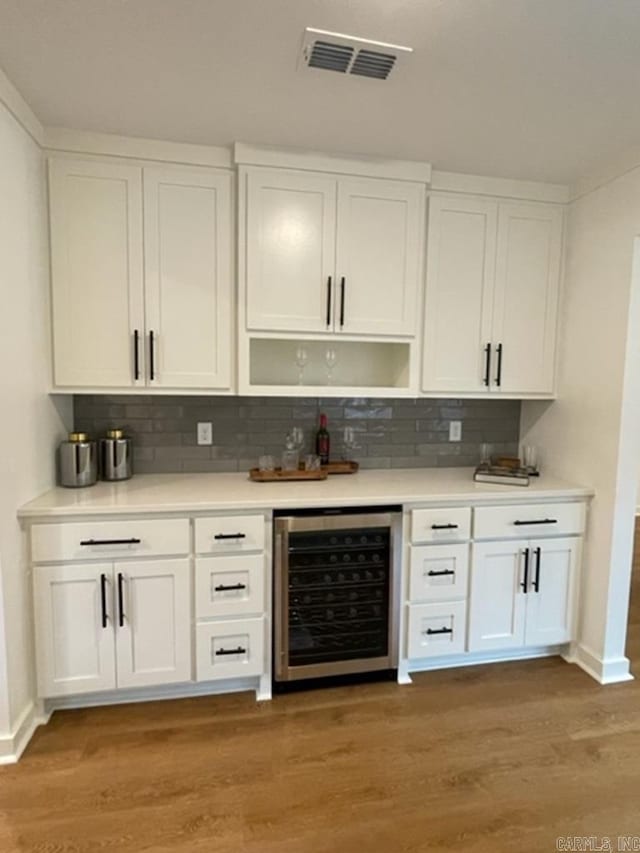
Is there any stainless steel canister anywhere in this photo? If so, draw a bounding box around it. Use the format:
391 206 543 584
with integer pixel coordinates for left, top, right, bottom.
58 432 98 488
99 428 133 481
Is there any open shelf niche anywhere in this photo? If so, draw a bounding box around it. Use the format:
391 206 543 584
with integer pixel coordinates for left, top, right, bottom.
242 337 417 397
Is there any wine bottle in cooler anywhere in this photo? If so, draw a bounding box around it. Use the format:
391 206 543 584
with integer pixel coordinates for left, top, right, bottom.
315 414 330 465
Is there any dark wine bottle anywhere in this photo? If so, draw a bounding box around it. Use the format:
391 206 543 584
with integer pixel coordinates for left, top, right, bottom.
316 413 330 464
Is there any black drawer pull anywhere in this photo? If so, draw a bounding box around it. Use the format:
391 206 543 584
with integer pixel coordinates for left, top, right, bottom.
100 573 108 629
431 523 459 530
513 519 557 526
521 548 530 592
214 583 247 592
214 533 247 540
81 538 142 546
425 627 453 636
215 646 247 656
483 343 492 387
532 546 542 593
427 569 455 577
117 572 126 627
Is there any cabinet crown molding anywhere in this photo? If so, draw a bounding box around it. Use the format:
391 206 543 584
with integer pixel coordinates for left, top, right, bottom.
431 170 569 204
234 142 432 184
44 127 233 169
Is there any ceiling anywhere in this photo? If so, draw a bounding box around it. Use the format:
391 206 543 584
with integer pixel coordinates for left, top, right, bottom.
1 0 640 183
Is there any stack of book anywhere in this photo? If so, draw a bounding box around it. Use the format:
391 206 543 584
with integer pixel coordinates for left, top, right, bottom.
473 465 530 486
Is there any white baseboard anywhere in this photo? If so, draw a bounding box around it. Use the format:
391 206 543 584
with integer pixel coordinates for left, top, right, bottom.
0 701 50 765
407 644 564 674
574 644 634 684
44 676 262 713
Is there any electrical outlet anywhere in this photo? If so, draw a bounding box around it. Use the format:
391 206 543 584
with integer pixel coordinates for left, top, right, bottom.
197 422 213 446
449 421 462 442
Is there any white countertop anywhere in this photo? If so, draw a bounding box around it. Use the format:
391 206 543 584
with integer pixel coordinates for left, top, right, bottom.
18 468 593 520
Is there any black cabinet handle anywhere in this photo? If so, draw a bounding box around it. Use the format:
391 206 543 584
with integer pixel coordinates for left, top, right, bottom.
133 329 140 381
495 343 503 387
521 548 530 592
339 276 345 328
483 343 492 386
117 572 125 627
100 573 108 628
425 627 453 636
80 538 142 546
149 330 155 381
214 583 247 592
532 547 542 593
215 646 247 656
513 519 557 526
427 569 455 577
214 533 247 541
326 276 332 327
431 523 459 530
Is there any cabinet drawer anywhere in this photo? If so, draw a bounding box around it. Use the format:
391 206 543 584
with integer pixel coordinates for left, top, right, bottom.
31 518 190 563
195 555 265 619
474 502 586 540
411 507 471 543
409 544 469 602
196 618 265 681
195 515 265 554
407 601 467 659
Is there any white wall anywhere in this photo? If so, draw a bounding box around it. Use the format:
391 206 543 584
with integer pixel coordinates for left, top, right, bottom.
521 169 640 682
0 99 71 743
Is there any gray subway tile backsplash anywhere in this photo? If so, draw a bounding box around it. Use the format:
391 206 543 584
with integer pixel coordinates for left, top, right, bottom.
73 395 521 475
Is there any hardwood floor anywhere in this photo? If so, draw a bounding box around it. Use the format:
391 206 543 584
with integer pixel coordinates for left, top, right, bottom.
2 546 640 852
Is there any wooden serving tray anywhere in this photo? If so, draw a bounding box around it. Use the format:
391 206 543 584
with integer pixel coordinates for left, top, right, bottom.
249 467 329 482
248 461 359 482
324 460 360 475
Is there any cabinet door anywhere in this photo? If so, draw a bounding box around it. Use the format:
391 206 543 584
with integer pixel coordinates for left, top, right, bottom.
245 168 337 332
336 178 424 336
469 540 528 652
143 167 232 389
524 537 580 646
33 564 116 697
422 195 497 393
114 559 191 689
492 203 563 394
49 158 144 387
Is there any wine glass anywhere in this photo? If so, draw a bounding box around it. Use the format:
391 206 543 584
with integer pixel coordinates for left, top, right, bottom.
295 347 308 385
325 348 338 385
291 426 305 453
342 426 357 461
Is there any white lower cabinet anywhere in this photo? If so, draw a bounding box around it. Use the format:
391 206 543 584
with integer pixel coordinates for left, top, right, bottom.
196 554 265 619
407 601 467 658
405 512 471 662
114 560 191 689
196 618 265 681
34 563 117 697
34 558 191 697
469 536 580 652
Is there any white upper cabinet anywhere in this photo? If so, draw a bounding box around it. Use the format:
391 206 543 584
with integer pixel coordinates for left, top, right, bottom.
49 157 233 391
335 179 423 336
49 159 144 388
492 203 563 394
143 167 232 389
422 194 563 397
243 167 425 337
422 195 496 393
245 169 337 333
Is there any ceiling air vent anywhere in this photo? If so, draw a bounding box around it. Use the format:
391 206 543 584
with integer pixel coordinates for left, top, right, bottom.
299 28 412 81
